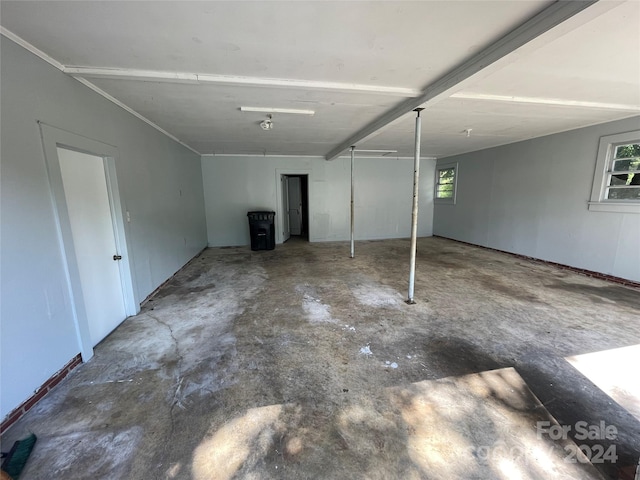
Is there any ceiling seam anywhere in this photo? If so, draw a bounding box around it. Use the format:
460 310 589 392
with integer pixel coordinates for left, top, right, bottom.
202 153 437 160
63 67 422 97
451 92 640 112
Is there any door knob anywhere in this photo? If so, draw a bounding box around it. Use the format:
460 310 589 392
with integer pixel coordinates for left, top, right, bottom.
113 255 122 261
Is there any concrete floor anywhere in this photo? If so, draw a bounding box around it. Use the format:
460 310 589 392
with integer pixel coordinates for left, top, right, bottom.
3 237 640 479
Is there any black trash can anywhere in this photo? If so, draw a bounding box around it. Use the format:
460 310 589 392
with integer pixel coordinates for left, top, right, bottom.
247 211 276 251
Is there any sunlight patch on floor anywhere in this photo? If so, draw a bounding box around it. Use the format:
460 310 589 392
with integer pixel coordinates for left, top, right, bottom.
566 344 640 421
389 368 602 479
192 404 283 480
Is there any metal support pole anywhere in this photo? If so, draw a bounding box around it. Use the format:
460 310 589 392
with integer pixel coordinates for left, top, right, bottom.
350 146 355 258
407 109 423 304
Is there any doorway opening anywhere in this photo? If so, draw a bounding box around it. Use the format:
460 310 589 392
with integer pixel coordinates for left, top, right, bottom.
281 174 309 242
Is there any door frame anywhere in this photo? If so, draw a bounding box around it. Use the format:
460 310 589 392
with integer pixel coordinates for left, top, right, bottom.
39 123 138 361
280 174 291 242
275 168 312 244
286 176 303 236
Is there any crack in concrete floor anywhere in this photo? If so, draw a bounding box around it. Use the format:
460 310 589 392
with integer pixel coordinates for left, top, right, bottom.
147 313 186 461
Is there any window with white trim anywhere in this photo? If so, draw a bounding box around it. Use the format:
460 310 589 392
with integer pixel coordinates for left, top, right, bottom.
435 162 457 204
589 130 640 213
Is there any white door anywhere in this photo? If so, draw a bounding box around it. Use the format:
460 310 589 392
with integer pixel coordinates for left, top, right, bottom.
58 148 126 346
288 177 302 235
281 175 290 242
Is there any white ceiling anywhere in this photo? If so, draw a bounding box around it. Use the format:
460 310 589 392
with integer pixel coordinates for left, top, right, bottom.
1 1 639 158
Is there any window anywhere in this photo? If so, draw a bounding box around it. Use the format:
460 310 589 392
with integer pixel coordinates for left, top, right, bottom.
435 162 457 204
607 144 640 199
589 130 640 213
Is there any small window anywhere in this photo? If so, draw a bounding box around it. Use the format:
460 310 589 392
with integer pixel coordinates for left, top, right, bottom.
435 162 457 204
606 144 640 200
589 130 640 213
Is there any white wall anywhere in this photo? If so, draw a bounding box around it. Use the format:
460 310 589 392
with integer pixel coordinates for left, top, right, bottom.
434 116 640 282
0 39 207 418
202 155 435 246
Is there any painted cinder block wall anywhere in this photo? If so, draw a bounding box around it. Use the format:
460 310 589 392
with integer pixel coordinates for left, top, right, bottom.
0 39 208 418
201 155 436 246
434 115 640 283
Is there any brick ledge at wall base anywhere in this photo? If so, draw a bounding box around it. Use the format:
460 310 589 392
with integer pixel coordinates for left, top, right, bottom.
0 354 82 436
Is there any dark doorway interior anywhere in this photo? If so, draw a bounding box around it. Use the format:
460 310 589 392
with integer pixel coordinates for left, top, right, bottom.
300 175 309 239
284 174 309 241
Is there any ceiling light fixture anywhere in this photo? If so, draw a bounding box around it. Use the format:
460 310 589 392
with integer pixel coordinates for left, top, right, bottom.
260 115 274 131
463 128 472 137
241 106 315 115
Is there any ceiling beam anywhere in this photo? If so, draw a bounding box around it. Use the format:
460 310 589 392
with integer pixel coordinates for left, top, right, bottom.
324 0 601 161
63 67 422 98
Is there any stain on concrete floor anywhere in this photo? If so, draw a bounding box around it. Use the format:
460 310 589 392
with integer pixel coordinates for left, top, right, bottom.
3 237 639 479
546 282 640 310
